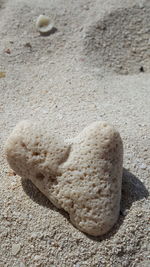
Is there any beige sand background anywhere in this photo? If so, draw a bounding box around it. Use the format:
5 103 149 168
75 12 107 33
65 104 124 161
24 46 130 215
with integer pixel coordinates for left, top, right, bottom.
0 0 150 266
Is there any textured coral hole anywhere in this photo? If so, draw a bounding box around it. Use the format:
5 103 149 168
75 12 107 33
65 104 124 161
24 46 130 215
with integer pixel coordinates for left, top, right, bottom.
85 206 91 212
70 201 74 209
32 151 39 156
43 151 47 157
66 180 72 184
50 176 58 185
97 188 101 194
35 141 39 145
21 142 26 148
36 172 44 180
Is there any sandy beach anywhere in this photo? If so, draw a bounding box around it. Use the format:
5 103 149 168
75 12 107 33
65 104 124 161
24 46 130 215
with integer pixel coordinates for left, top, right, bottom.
0 0 150 266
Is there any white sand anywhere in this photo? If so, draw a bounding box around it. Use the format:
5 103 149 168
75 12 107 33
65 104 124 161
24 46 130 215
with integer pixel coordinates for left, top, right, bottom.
0 0 150 266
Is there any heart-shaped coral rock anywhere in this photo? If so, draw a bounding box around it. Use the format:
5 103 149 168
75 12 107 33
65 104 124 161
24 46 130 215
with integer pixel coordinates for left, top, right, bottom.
5 121 123 236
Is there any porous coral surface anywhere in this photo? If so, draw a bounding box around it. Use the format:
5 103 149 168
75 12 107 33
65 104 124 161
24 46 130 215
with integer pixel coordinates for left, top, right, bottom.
0 0 149 266
6 121 123 236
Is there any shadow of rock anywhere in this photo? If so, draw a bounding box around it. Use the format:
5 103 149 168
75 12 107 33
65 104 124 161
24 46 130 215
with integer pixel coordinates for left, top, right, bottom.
21 178 70 220
21 168 149 240
121 168 149 212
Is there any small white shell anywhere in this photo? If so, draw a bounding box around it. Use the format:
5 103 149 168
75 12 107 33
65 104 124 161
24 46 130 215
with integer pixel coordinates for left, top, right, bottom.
36 15 55 35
